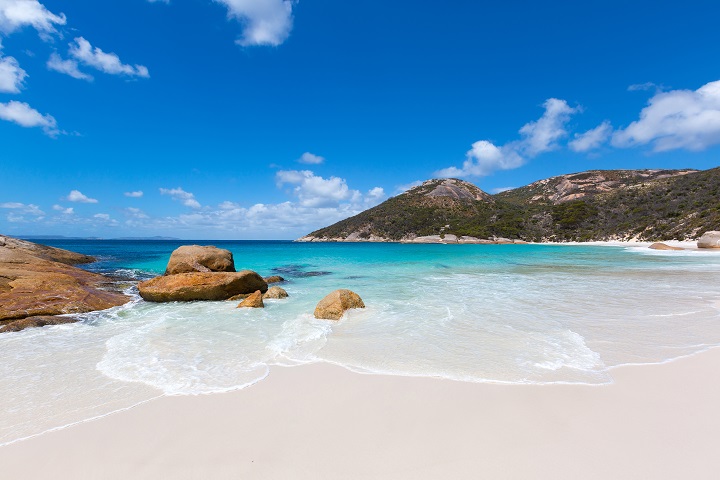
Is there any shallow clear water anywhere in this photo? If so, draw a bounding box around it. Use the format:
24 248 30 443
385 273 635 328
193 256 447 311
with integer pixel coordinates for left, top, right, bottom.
2 240 720 444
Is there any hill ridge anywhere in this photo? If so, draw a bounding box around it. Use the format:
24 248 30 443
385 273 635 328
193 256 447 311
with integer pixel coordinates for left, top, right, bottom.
299 167 719 243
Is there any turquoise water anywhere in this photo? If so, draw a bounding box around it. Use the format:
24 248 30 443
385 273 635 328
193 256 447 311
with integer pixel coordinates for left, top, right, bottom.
2 240 720 444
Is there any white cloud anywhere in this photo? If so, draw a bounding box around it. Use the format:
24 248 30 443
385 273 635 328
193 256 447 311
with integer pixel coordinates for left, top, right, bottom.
2 174 386 239
0 0 66 36
47 52 93 81
51 204 73 214
0 100 57 135
0 201 44 215
436 140 526 178
66 190 98 203
569 121 613 153
298 152 325 164
68 37 149 78
124 190 144 198
436 98 578 178
613 79 720 152
215 0 294 46
518 98 578 156
160 187 201 208
276 170 359 208
0 53 26 92
366 187 385 202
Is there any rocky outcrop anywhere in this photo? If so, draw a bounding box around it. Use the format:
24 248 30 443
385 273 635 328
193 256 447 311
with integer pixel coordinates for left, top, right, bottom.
425 178 494 202
164 245 235 275
458 237 495 244
0 315 78 333
649 242 684 251
0 235 131 329
263 286 288 299
0 235 95 265
237 290 264 308
314 289 365 320
697 231 720 248
264 275 285 284
138 271 267 302
507 169 698 205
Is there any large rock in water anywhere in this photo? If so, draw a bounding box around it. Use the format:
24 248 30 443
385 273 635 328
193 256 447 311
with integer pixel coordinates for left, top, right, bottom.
263 286 288 299
138 271 267 302
264 275 285 284
165 245 236 275
649 242 684 251
237 290 264 308
697 231 720 248
314 289 365 320
0 315 78 333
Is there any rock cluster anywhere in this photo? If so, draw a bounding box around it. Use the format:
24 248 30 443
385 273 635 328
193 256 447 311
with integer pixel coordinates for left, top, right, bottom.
138 245 267 302
0 235 130 332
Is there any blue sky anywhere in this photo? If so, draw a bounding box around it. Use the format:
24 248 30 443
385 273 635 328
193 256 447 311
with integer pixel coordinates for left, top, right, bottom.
1 0 719 239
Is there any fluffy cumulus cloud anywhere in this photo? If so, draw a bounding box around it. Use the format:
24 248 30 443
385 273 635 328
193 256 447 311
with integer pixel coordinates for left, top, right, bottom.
569 121 613 153
67 37 149 78
298 152 325 164
0 0 66 36
216 0 294 46
276 170 358 208
66 190 98 203
0 1 67 133
613 80 720 152
437 98 577 178
46 52 92 81
124 190 144 198
160 187 201 208
518 99 577 156
0 100 57 135
0 53 26 92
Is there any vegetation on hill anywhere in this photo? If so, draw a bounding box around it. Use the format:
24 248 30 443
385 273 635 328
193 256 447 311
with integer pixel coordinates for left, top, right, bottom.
303 168 720 242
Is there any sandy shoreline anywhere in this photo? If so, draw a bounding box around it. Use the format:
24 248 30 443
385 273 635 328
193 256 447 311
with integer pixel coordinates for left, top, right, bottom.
1 348 719 479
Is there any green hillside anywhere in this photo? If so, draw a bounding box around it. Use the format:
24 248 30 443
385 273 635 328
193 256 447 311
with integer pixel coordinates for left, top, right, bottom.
302 168 720 242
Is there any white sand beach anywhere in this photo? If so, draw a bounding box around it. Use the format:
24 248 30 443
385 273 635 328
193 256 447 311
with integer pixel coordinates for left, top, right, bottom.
1 348 719 480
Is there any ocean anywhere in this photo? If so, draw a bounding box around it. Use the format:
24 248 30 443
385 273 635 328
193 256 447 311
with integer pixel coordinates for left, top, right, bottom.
2 240 720 445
